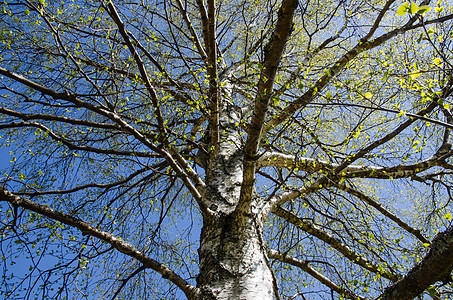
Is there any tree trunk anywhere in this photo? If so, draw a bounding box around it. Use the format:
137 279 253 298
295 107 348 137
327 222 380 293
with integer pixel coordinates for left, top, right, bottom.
197 213 277 299
195 98 278 299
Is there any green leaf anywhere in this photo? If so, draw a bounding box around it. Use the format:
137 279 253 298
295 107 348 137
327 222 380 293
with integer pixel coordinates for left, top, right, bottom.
416 6 431 14
433 57 442 66
409 71 421 79
445 212 452 220
409 2 419 14
24 9 30 15
397 2 409 15
435 6 444 12
427 286 437 296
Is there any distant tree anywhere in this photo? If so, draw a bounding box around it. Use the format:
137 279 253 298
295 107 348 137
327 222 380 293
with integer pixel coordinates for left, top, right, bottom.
1 0 453 299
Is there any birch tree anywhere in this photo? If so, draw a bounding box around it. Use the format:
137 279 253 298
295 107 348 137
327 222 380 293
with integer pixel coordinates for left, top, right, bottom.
1 0 453 299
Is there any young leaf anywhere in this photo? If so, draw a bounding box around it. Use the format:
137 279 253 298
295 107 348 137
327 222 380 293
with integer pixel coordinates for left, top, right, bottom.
397 2 409 15
410 71 421 79
409 2 419 14
417 6 431 14
433 57 442 66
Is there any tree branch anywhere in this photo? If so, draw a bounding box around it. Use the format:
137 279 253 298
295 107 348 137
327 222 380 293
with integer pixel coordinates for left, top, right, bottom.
0 121 157 158
272 206 399 281
380 225 453 300
268 249 368 300
264 12 445 133
257 151 449 180
0 66 208 216
17 167 153 197
104 1 166 133
174 0 208 62
238 0 299 216
205 0 220 159
0 107 121 130
0 187 201 300
334 183 429 244
110 265 146 300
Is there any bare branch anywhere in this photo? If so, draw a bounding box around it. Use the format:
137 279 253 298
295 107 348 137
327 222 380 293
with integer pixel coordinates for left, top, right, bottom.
0 121 157 158
174 0 208 62
0 187 201 300
0 107 121 130
272 205 399 281
110 266 146 300
104 1 166 133
268 249 368 300
17 167 153 197
334 183 429 244
361 0 397 41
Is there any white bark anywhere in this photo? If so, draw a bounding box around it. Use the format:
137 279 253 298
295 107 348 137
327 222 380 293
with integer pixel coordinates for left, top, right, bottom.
257 151 442 179
196 83 278 298
198 217 277 299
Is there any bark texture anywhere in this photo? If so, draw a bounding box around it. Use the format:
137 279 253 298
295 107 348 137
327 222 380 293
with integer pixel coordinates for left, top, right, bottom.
197 214 276 299
380 226 453 300
196 97 278 299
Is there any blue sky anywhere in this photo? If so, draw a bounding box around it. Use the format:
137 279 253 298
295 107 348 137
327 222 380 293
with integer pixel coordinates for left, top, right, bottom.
0 146 11 174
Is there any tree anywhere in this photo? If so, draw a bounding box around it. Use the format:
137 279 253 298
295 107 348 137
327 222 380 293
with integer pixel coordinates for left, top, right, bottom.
0 0 453 298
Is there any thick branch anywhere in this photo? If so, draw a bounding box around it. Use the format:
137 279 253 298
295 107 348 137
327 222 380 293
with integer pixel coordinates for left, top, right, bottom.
380 226 453 300
264 13 444 132
206 0 219 158
0 66 208 216
268 249 368 300
335 183 429 244
0 187 201 300
257 152 379 173
258 152 449 179
272 206 399 281
238 0 299 215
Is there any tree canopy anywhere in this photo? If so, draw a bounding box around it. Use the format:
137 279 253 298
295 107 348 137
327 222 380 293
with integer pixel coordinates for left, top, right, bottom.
1 0 453 299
